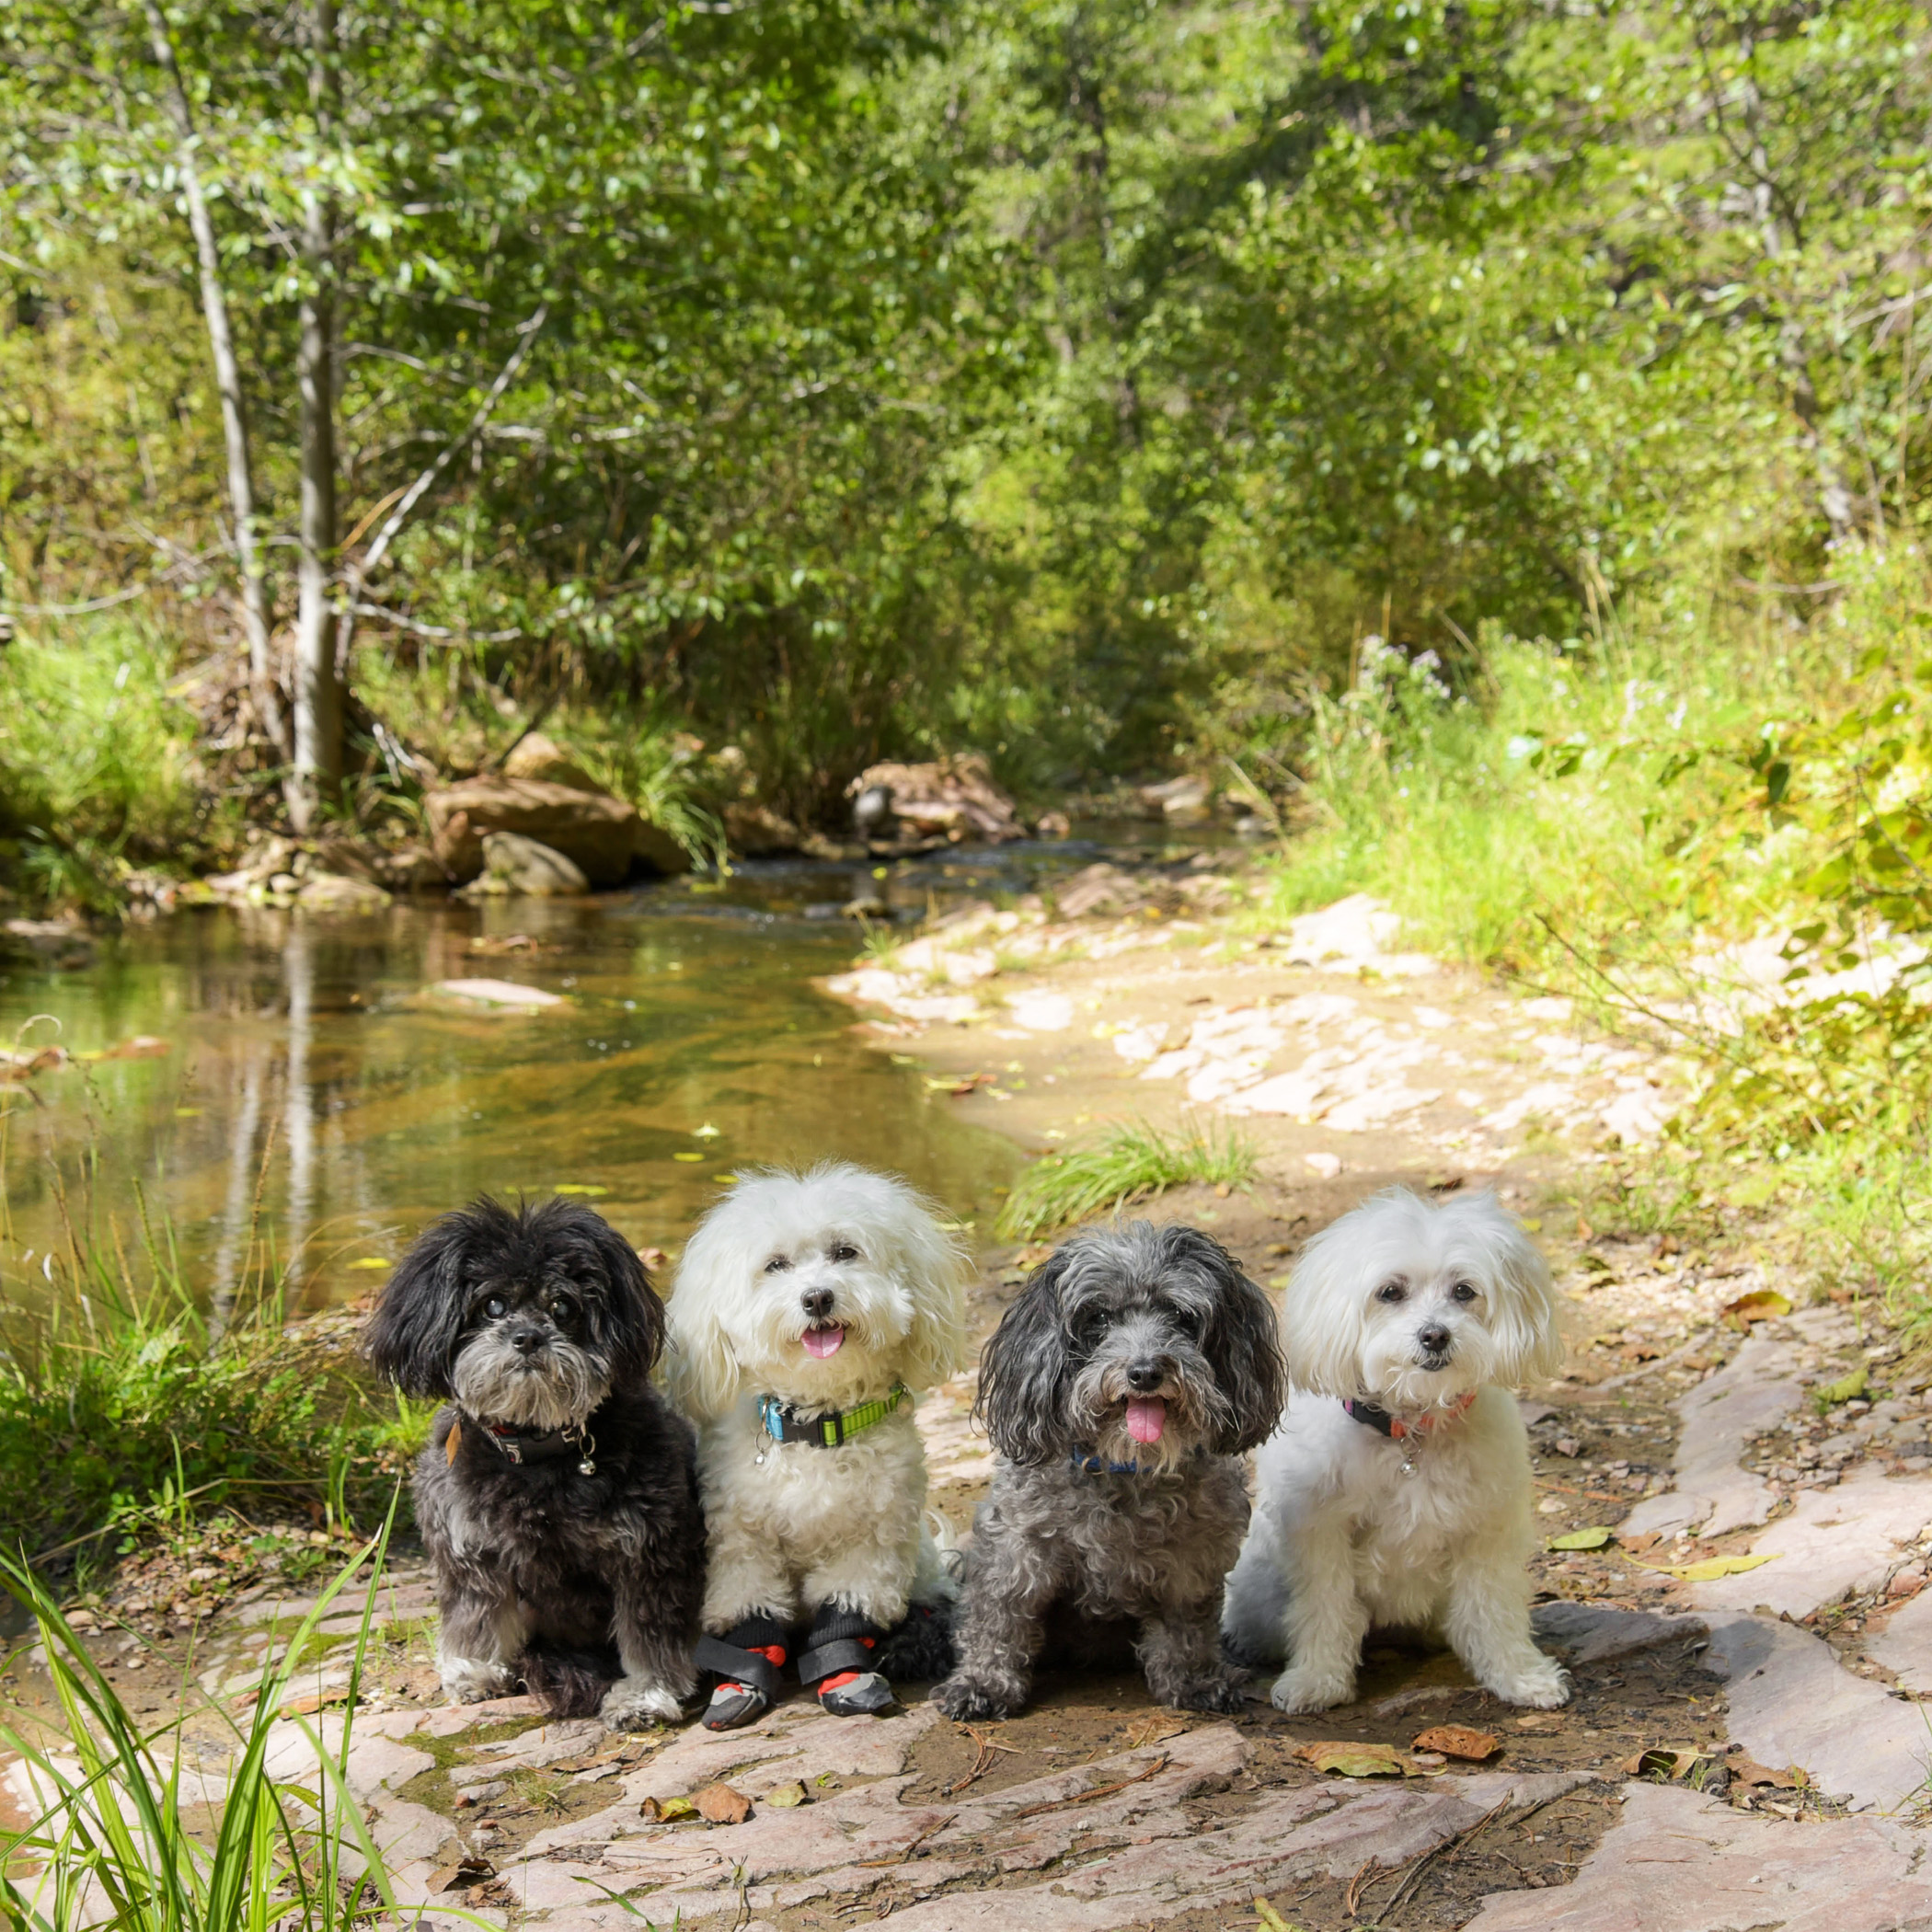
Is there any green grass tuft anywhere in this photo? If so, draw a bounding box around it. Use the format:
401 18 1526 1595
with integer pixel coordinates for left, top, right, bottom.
0 1535 404 1931
996 1119 1258 1242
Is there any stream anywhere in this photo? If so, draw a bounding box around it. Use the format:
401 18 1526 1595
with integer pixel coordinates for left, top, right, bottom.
0 828 1221 1309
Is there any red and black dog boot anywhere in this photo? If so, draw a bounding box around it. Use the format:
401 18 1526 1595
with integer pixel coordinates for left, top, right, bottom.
696 1614 789 1731
799 1604 894 1717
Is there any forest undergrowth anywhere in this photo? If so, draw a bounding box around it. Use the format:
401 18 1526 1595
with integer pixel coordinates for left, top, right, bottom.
1257 547 1932 1351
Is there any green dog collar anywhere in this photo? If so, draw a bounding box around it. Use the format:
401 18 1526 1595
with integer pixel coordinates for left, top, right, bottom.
758 1385 907 1448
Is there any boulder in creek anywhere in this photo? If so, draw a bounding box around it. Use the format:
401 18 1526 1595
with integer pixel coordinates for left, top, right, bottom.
502 731 602 792
844 753 1022 844
462 832 589 899
1136 774 1213 822
723 799 804 856
295 873 393 914
425 776 685 885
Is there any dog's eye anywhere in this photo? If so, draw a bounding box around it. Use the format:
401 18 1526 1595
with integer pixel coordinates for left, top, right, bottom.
483 1295 507 1319
764 1254 791 1275
547 1294 578 1322
829 1242 860 1264
1375 1281 1408 1304
1451 1282 1478 1304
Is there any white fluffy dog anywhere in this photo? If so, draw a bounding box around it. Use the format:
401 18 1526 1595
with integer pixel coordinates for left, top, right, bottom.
1223 1187 1570 1714
666 1163 969 1729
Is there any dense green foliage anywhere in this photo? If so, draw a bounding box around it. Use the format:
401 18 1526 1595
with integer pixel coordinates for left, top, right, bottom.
5 0 1928 838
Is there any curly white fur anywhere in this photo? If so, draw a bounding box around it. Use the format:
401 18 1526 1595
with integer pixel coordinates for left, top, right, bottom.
1223 1187 1571 1713
665 1163 970 1635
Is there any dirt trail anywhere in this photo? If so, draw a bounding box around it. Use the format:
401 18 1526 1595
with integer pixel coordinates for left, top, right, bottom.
6 869 1931 1929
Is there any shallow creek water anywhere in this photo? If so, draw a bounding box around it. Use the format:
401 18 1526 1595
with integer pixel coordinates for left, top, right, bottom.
0 830 1212 1307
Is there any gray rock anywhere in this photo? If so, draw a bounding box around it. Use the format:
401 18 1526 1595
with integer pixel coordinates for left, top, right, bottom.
1867 1582 1932 1692
1621 1333 1800 1539
1468 1781 1932 1931
1533 1601 1708 1665
1703 1610 1932 1811
476 832 589 898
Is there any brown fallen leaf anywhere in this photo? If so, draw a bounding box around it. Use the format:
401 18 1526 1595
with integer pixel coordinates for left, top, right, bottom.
765 1780 809 1809
278 1689 356 1718
639 1795 697 1822
696 1781 753 1824
1294 1740 1407 1778
1720 1288 1792 1330
1729 1754 1801 1789
426 1857 494 1893
1619 1747 1704 1780
1412 1724 1501 1763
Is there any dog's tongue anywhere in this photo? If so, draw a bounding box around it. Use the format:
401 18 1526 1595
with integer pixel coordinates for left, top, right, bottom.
802 1325 845 1359
1126 1397 1167 1444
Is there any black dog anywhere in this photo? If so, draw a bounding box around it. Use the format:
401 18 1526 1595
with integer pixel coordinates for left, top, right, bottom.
933 1220 1285 1719
365 1196 704 1727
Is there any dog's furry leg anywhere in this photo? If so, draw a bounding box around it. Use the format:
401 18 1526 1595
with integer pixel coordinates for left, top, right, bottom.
1136 1598 1245 1715
601 1608 700 1732
702 1512 800 1635
1271 1519 1369 1715
931 1527 1052 1721
434 1558 532 1704
800 1540 914 1635
1441 1549 1569 1708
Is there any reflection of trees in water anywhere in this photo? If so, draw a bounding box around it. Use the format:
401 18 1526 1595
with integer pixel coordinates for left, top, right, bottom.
207 1038 268 1336
283 922 316 1299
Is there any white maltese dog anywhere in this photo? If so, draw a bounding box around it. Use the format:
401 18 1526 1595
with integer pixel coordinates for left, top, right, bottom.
666 1162 969 1730
1223 1187 1570 1714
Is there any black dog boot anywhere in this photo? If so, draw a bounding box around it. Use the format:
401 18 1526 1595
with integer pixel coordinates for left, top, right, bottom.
696 1614 789 1731
799 1604 894 1717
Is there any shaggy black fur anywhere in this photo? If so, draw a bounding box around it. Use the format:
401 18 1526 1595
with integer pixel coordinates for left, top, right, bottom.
366 1197 706 1728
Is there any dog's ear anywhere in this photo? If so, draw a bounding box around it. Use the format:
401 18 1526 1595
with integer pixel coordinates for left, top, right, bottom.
363 1208 479 1398
887 1195 971 1392
1278 1216 1371 1397
663 1204 744 1422
1470 1198 1566 1386
1191 1236 1287 1455
974 1248 1074 1465
538 1197 664 1387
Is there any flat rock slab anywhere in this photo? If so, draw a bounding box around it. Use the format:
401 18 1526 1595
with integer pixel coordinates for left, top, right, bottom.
1691 1467 1932 1619
490 1712 1587 1930
1469 1781 1932 1931
1623 1333 1799 1539
1534 1601 1708 1666
1868 1583 1932 1692
1703 1611 1932 1812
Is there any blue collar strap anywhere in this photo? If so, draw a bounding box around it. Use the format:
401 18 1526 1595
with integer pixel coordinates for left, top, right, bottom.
1070 1446 1144 1475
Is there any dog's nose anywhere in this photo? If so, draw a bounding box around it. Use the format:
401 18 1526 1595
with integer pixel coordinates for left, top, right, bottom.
511 1328 546 1357
802 1288 836 1321
1125 1358 1167 1393
1417 1323 1451 1357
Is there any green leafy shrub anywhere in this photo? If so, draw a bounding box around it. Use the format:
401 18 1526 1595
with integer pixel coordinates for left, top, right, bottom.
997 1119 1258 1243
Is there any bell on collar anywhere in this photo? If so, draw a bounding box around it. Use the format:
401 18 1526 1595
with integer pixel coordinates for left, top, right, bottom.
577 1455 596 1476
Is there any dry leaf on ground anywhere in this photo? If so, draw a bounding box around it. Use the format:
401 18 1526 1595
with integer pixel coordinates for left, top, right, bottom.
1633 1551 1778 1581
1547 1525 1615 1551
640 1795 697 1822
765 1781 809 1808
1720 1289 1792 1329
696 1782 753 1823
1412 1724 1501 1762
1730 1754 1803 1789
1619 1747 1704 1779
1294 1740 1407 1778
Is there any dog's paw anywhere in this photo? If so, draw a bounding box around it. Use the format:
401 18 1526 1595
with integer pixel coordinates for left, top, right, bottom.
931 1673 1022 1722
1164 1674 1247 1716
1269 1666 1353 1715
1489 1660 1570 1709
601 1678 684 1731
440 1657 518 1705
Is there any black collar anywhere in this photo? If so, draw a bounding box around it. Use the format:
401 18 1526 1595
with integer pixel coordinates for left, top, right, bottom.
456 1414 596 1470
1341 1397 1397 1437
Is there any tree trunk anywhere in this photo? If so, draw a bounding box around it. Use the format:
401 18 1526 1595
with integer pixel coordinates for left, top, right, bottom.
289 0 343 831
139 0 285 754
